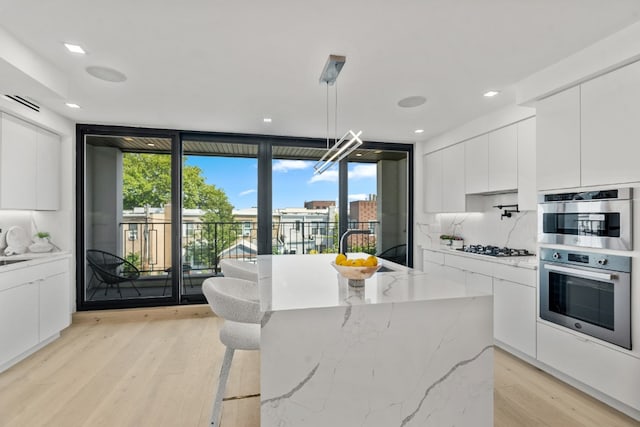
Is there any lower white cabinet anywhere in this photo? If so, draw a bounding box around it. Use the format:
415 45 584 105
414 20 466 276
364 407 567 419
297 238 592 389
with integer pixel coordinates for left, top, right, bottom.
423 249 536 358
0 257 70 371
39 270 70 340
493 278 536 358
537 322 640 411
0 281 39 367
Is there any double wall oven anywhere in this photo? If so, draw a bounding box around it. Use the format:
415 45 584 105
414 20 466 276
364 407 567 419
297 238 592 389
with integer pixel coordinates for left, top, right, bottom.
538 188 633 350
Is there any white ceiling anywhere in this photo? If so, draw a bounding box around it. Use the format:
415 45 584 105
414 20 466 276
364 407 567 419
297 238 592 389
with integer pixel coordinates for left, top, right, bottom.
1 0 640 142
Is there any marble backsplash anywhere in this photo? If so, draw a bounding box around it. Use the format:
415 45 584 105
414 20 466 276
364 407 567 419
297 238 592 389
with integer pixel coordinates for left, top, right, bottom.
417 193 538 253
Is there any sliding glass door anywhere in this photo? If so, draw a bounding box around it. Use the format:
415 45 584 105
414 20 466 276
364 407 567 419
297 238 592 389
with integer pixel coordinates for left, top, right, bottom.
77 126 413 310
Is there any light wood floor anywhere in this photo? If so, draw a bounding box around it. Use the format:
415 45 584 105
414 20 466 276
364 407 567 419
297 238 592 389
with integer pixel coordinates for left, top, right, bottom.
0 306 637 427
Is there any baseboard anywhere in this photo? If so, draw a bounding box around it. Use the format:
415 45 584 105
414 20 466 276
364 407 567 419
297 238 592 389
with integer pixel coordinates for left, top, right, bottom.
72 304 214 324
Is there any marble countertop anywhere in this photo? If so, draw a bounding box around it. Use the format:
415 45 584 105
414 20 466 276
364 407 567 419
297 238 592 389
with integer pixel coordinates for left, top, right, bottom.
0 251 71 273
258 253 491 312
423 246 538 270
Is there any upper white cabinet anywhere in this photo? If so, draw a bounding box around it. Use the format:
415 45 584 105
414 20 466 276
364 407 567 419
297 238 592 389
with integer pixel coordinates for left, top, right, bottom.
0 113 60 210
0 113 37 209
423 150 443 213
488 124 518 192
536 86 581 190
517 118 537 211
442 143 465 212
464 134 489 194
581 60 640 186
36 128 60 210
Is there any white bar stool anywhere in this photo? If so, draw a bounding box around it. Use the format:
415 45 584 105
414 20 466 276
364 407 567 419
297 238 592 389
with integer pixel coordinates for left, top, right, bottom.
203 277 261 426
219 258 258 282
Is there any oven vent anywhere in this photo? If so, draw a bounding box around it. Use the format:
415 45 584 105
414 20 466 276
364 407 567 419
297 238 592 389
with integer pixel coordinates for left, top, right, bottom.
4 95 40 112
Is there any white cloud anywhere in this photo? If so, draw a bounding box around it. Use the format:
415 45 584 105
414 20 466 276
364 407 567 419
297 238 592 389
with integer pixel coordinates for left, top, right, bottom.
239 189 256 196
308 170 338 183
348 193 368 201
273 160 312 172
349 164 376 179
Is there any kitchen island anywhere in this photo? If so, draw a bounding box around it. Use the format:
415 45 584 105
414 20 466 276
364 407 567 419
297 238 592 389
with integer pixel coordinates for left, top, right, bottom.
258 253 493 427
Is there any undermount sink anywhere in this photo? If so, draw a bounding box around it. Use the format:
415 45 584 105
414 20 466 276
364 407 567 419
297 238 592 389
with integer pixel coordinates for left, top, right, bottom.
0 259 28 266
377 265 395 273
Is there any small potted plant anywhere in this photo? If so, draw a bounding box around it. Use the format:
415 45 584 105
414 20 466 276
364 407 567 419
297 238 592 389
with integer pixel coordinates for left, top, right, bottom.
35 231 50 243
439 234 464 249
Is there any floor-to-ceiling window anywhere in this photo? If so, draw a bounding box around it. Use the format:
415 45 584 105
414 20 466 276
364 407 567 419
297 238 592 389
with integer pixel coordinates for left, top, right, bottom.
77 126 412 310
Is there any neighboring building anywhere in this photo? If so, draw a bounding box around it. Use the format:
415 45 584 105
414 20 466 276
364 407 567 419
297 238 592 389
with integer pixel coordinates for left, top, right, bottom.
349 194 377 234
304 200 335 209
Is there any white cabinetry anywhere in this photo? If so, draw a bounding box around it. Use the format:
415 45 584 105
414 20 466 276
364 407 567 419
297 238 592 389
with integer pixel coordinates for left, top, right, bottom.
538 322 640 411
517 118 537 211
493 278 536 358
536 86 581 190
422 249 536 358
464 134 489 194
36 128 61 210
425 144 472 213
0 280 39 367
0 257 70 371
488 125 518 192
0 113 37 209
423 151 442 212
581 60 640 186
0 113 60 210
442 143 465 212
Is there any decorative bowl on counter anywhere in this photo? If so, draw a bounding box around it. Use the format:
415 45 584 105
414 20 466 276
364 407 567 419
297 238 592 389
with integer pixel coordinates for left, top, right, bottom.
330 261 381 287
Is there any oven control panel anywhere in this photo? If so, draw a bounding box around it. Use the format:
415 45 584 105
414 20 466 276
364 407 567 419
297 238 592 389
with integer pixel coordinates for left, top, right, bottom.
540 247 631 273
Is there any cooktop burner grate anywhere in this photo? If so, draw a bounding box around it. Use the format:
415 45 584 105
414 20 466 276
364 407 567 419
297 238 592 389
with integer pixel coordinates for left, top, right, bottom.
455 245 535 257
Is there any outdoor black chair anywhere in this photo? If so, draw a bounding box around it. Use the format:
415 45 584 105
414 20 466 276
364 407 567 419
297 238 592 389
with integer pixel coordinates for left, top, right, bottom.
86 249 142 299
162 264 194 296
377 244 407 266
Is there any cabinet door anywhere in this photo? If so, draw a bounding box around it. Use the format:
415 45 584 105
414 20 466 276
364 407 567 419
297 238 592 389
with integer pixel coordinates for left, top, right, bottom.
536 87 581 190
488 124 518 192
0 282 39 367
581 60 640 186
465 271 492 294
464 134 489 194
0 114 37 209
39 271 70 340
423 151 443 213
538 322 640 410
493 278 536 358
36 129 61 210
517 118 537 211
442 144 465 212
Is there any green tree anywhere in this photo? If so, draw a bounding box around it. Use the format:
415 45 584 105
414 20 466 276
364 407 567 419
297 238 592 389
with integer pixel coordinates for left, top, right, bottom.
122 153 234 215
123 153 237 267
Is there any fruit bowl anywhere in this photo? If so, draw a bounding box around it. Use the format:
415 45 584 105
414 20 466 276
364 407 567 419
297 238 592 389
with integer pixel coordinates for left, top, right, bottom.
330 261 381 287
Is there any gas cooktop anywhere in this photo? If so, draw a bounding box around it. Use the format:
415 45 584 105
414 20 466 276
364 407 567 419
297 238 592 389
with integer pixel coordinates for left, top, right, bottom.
456 245 534 257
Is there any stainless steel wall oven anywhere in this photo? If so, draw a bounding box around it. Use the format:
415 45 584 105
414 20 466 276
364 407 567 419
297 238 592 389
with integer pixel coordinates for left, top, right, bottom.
538 188 632 250
539 247 631 349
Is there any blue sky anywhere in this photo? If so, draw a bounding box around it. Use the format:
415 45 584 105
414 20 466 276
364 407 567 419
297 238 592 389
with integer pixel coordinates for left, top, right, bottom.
186 156 376 210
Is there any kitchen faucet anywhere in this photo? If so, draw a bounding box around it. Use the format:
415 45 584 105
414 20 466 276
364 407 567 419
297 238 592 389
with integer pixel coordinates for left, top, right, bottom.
339 229 371 254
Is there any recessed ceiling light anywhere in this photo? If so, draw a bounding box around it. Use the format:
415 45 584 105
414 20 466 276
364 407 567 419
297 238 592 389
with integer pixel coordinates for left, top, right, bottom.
355 153 363 157
414 129 425 134
65 102 80 108
374 150 383 154
263 117 272 123
64 43 86 54
86 66 127 83
398 96 427 108
483 90 500 97
124 137 134 141
147 143 155 147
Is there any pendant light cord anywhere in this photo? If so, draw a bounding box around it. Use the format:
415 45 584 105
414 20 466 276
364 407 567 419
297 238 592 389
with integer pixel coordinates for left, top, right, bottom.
326 82 330 149
335 80 338 144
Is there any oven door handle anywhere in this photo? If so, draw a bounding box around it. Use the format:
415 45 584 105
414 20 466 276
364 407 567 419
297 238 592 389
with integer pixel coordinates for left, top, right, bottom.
543 264 616 281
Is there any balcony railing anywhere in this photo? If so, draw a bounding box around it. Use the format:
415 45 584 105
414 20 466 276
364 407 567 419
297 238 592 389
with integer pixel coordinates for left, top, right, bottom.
120 220 378 275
